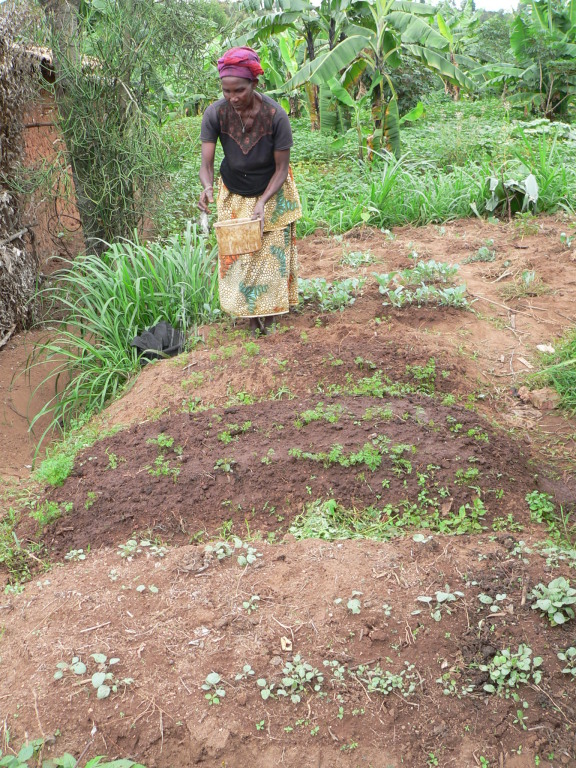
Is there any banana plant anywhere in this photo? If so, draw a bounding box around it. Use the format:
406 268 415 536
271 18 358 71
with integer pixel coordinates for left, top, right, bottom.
282 0 476 156
235 0 350 128
327 76 424 159
475 0 576 118
435 6 481 100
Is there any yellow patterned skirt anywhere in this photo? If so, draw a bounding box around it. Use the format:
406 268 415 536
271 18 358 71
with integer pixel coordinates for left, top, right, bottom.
216 170 302 318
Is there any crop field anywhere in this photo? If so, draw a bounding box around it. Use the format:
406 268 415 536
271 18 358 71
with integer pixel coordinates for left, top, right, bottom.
2 172 576 766
3 0 576 751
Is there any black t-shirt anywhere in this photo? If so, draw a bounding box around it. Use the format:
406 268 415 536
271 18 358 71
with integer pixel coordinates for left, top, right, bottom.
200 94 293 197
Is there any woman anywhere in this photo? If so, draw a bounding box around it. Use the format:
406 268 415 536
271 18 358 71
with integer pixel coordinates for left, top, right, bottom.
198 47 301 335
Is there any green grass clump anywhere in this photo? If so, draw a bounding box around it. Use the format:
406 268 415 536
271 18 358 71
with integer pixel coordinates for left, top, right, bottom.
290 496 487 541
535 329 576 411
29 224 218 444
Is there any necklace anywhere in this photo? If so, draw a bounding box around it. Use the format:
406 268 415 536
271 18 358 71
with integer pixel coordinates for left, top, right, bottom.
234 98 256 134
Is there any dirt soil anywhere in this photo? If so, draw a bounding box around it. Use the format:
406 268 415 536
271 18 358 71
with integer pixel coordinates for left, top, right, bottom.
2 215 576 768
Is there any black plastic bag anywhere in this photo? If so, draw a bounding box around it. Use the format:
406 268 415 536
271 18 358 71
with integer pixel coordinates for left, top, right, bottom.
130 321 185 366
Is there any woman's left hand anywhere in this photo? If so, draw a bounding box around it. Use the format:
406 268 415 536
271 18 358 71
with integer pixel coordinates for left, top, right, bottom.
252 200 265 234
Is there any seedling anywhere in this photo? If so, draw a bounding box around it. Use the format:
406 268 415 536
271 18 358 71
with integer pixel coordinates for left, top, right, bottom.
29 500 72 528
323 659 347 683
54 656 87 679
204 537 262 567
298 276 366 311
242 595 260 614
415 588 464 622
256 677 277 700
218 421 252 444
261 448 275 465
479 644 542 696
105 449 122 469
526 491 555 521
89 653 133 699
214 457 236 473
117 537 167 560
436 672 474 698
202 672 225 705
352 661 419 698
530 577 576 626
294 402 344 428
148 455 180 481
235 664 255 682
478 593 508 613
64 549 87 562
340 248 374 268
85 491 98 509
500 270 549 299
54 654 132 699
146 432 183 454
278 655 324 703
463 246 495 263
557 647 576 677
346 591 362 614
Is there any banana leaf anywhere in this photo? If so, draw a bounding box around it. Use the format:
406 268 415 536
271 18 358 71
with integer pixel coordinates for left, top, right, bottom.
327 76 356 108
284 35 369 89
383 96 400 158
399 100 425 124
390 1 437 15
386 12 449 49
436 12 454 43
405 44 476 89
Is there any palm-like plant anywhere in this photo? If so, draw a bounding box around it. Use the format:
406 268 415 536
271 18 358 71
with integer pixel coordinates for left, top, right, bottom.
237 0 351 129
476 0 576 118
435 3 482 100
509 0 576 117
281 0 476 155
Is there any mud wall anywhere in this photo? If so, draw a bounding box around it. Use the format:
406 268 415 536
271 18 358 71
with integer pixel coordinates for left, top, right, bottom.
23 92 85 268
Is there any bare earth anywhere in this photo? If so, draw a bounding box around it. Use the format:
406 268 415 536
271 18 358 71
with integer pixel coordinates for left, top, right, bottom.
1 215 576 768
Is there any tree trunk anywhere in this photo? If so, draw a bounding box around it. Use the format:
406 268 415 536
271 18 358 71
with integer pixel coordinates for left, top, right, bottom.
38 0 109 254
305 27 320 131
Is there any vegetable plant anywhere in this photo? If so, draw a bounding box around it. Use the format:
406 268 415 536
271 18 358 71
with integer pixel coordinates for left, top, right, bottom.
557 647 576 678
202 672 225 705
479 645 542 696
530 577 576 626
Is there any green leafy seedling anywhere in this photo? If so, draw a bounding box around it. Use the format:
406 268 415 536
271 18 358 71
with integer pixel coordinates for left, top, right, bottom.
530 577 576 626
557 647 576 677
479 644 542 696
202 672 225 704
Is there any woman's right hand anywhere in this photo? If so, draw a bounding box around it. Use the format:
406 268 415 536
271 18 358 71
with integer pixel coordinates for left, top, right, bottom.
198 186 214 212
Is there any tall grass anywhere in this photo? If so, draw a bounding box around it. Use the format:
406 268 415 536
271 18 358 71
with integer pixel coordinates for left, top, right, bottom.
29 222 218 445
158 100 576 238
296 142 575 235
535 331 576 412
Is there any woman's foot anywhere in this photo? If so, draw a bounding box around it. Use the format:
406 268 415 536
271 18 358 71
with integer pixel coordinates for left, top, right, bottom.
249 317 267 336
249 316 278 336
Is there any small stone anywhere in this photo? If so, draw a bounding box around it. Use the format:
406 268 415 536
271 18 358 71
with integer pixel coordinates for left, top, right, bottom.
517 386 531 402
270 656 283 667
528 387 561 411
237 692 247 707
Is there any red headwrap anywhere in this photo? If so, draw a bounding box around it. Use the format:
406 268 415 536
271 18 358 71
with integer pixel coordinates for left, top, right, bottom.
217 47 264 81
